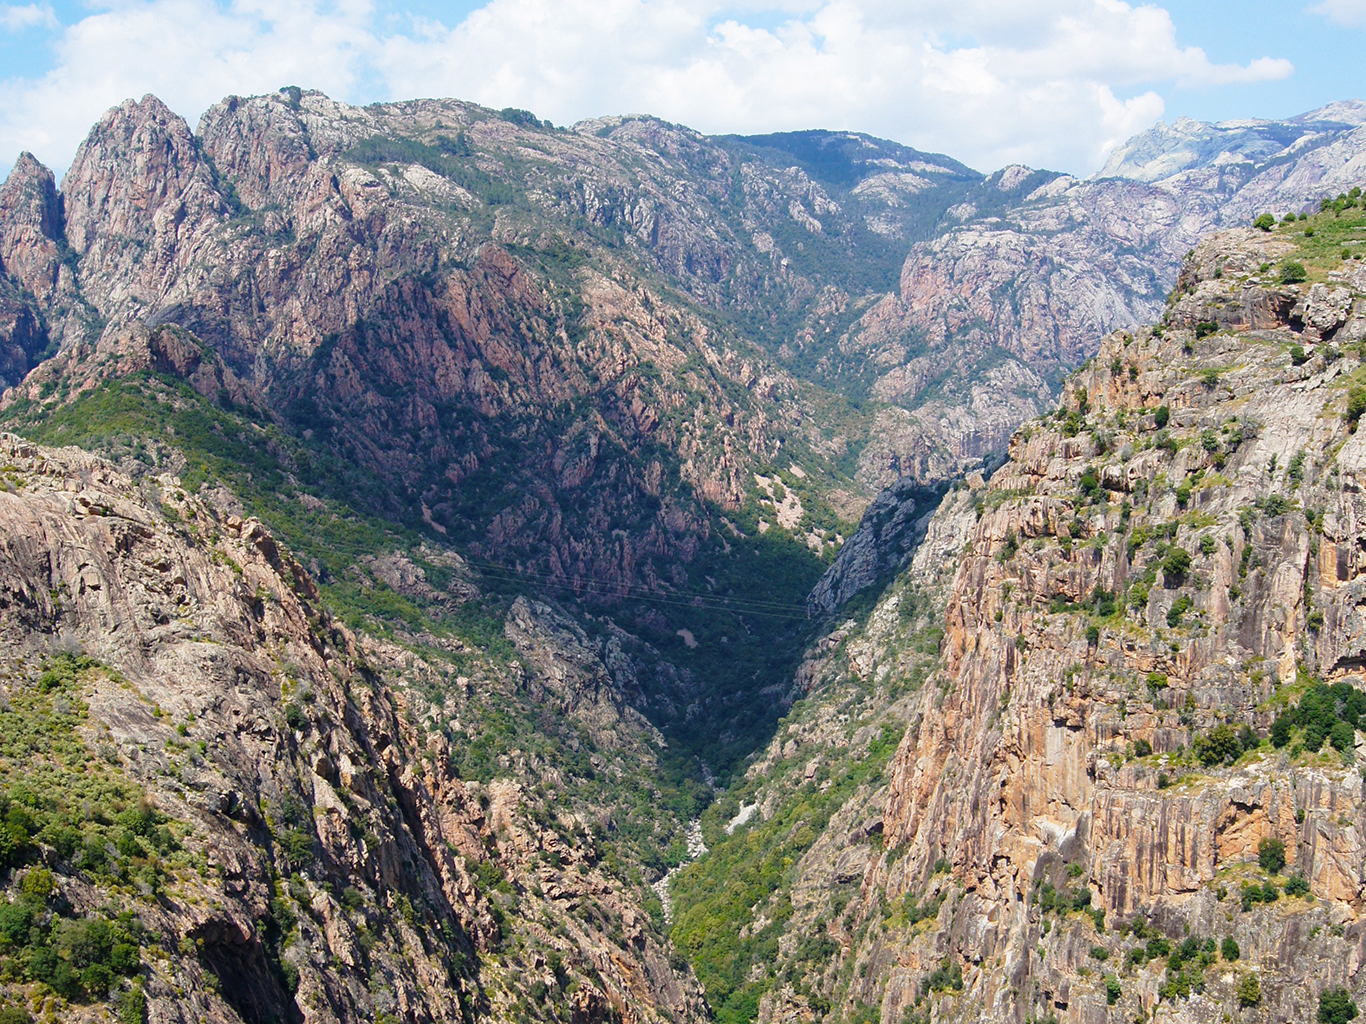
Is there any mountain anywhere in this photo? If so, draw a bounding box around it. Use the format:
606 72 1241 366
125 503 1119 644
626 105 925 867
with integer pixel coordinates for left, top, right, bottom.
2 88 1366 1024
835 101 1366 490
0 431 709 1023
5 92 1365 531
673 203 1366 1022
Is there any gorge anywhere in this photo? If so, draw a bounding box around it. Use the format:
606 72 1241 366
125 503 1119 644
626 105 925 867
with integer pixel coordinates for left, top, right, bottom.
1 88 1365 1024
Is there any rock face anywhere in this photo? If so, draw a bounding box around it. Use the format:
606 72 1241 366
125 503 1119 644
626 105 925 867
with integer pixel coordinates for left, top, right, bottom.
678 222 1366 1024
0 152 69 387
806 478 943 616
0 432 703 1023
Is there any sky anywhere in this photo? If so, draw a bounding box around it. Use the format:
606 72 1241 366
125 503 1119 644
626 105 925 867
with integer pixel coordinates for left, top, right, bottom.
0 0 1363 182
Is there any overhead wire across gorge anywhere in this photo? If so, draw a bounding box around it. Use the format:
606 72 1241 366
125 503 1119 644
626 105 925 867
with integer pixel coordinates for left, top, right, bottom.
454 555 812 620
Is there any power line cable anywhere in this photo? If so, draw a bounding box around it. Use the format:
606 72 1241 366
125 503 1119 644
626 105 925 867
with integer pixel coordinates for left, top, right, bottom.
452 554 813 619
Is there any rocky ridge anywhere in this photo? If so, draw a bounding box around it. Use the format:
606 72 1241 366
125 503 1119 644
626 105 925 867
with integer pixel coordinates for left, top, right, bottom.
0 432 705 1023
834 103 1366 486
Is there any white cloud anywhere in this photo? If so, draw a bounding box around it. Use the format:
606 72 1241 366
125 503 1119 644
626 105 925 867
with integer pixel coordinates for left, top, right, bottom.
2 3 57 31
0 0 1297 180
376 0 1292 172
0 0 378 174
1310 0 1366 26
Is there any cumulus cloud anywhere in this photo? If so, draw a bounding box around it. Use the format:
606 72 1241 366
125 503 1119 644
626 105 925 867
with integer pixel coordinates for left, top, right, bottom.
377 0 1291 172
1310 0 1366 26
0 0 377 173
0 0 1296 180
1 3 57 31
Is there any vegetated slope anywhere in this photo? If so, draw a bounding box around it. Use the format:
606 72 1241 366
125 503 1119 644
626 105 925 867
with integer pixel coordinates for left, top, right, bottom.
839 102 1366 492
0 430 715 1023
671 204 1366 1023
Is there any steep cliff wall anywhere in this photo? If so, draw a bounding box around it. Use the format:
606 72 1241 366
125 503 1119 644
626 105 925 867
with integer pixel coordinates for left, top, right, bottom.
674 214 1366 1024
0 432 703 1023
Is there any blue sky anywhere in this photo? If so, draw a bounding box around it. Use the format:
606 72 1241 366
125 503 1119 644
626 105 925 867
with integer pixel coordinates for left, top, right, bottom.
1 0 1362 179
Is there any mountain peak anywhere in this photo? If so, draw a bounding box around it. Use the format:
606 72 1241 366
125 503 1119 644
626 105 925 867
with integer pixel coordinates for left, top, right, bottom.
1294 98 1366 125
1095 104 1363 183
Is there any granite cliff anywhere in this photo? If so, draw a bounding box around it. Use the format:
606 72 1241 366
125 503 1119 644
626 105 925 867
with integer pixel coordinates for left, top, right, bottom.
0 431 709 1023
672 205 1366 1023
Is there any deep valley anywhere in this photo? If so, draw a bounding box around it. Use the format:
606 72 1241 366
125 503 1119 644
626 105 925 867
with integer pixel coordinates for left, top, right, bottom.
1 88 1366 1024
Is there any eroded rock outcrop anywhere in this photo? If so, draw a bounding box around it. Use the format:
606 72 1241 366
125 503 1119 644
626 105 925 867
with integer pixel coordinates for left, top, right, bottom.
0 433 703 1023
683 225 1366 1024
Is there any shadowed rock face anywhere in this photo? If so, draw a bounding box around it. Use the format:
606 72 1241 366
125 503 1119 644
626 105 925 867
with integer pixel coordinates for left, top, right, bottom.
0 152 68 386
806 477 943 616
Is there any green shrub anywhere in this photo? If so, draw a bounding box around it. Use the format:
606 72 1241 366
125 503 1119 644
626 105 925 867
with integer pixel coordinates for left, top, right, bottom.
1221 936 1240 961
1194 724 1240 766
1258 837 1286 873
1167 595 1192 628
1238 973 1261 1008
1320 987 1359 1024
1281 262 1309 284
1347 387 1366 430
1267 715 1289 748
923 958 963 995
1285 874 1311 897
1105 974 1121 1005
1089 945 1110 960
118 982 146 1024
1254 214 1275 231
1154 405 1170 428
1162 547 1191 582
1134 738 1152 757
1262 494 1293 516
1291 344 1309 366
1331 719 1356 755
283 703 307 732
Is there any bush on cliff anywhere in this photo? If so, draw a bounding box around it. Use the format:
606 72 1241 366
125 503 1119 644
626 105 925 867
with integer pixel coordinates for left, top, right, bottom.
1281 261 1309 284
1193 724 1241 766
1320 987 1359 1024
1258 837 1286 873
